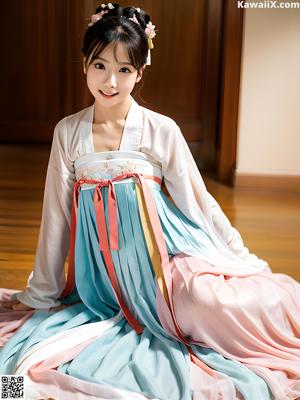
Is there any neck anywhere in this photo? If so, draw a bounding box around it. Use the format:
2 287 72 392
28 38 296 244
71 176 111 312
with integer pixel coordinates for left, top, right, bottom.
93 95 133 125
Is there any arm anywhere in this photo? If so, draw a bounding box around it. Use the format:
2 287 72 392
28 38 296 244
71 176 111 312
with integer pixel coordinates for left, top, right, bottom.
160 120 269 271
12 118 75 309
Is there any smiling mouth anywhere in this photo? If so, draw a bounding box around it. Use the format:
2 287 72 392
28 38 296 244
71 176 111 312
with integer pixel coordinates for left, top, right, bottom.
99 90 119 97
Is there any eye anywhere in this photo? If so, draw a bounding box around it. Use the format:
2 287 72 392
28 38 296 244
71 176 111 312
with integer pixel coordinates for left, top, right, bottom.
94 63 131 73
120 67 131 73
94 63 104 69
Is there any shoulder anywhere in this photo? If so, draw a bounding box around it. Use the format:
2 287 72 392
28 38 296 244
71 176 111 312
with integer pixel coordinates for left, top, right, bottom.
52 105 92 148
51 105 92 161
54 105 91 136
139 103 178 132
137 103 184 163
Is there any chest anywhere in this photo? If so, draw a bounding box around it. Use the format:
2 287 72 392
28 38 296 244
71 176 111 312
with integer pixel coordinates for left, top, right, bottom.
92 122 125 152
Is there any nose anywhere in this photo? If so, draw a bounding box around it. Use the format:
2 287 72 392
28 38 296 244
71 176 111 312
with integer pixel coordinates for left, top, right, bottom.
104 71 117 88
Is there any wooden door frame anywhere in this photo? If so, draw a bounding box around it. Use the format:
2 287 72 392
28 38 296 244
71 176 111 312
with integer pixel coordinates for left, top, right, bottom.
217 0 244 185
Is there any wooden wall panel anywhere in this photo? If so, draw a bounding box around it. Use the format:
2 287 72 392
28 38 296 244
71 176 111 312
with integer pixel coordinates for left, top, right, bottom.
0 0 230 172
0 1 67 142
217 0 244 184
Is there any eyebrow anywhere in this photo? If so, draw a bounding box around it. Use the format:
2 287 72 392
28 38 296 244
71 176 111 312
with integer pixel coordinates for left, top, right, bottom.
93 56 133 65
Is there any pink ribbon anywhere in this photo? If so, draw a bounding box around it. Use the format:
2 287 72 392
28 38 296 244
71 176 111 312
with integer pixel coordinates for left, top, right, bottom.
94 179 119 251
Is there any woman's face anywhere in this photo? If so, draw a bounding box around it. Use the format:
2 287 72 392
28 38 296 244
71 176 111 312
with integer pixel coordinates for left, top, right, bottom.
84 41 145 106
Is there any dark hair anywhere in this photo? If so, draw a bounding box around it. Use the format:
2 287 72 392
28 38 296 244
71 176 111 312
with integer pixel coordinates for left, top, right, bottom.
82 3 151 78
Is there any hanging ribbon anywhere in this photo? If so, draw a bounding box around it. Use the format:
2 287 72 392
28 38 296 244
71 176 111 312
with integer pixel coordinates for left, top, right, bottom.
59 172 215 376
60 174 160 335
93 179 119 251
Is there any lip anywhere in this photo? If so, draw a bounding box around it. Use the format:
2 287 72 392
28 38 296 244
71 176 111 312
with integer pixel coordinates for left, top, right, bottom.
99 90 118 97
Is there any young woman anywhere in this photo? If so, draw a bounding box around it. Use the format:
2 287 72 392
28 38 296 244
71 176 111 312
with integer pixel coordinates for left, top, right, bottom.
0 3 299 399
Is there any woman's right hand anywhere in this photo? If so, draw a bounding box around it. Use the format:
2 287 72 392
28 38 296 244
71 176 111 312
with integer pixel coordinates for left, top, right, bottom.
1 298 34 311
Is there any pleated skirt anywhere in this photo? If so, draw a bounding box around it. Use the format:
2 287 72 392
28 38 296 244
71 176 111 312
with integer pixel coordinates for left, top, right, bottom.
0 179 299 400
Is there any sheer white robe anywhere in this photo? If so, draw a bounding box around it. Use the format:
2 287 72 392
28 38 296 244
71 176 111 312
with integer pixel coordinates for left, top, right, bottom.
13 96 269 310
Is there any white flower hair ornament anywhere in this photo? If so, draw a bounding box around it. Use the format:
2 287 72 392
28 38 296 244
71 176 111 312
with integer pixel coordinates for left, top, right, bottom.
87 3 157 65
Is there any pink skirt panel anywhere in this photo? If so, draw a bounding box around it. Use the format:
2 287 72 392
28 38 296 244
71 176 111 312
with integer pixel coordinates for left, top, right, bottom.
157 254 300 400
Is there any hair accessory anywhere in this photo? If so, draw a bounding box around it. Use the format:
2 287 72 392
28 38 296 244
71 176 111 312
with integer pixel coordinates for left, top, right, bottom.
128 9 156 65
145 21 156 49
87 4 157 65
88 11 107 26
88 3 114 26
128 14 139 24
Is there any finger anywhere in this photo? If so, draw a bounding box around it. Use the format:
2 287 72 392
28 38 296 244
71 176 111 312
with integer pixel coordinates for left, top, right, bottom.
1 299 19 308
12 302 33 311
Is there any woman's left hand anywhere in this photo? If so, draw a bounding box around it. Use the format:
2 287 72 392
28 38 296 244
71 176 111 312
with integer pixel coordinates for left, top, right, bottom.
1 299 34 311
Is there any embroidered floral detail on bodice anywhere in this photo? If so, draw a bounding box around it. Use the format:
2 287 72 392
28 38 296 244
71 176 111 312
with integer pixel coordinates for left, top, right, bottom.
74 151 162 183
76 160 138 180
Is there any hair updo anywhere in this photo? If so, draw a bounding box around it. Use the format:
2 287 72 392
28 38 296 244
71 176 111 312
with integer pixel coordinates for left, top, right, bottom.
82 3 152 76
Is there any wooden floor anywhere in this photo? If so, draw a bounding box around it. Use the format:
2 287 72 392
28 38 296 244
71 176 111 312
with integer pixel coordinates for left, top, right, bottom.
0 144 299 292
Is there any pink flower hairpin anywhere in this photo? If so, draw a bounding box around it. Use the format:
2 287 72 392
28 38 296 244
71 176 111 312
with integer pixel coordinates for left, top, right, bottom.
128 9 157 45
88 3 114 27
145 21 156 40
86 4 157 65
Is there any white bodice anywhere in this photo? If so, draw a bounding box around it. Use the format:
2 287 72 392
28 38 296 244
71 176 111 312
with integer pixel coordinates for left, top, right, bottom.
73 96 162 188
74 151 163 190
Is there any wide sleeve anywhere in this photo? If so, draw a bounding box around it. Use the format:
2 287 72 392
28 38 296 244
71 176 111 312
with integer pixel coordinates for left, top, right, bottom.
153 119 269 271
13 117 76 309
